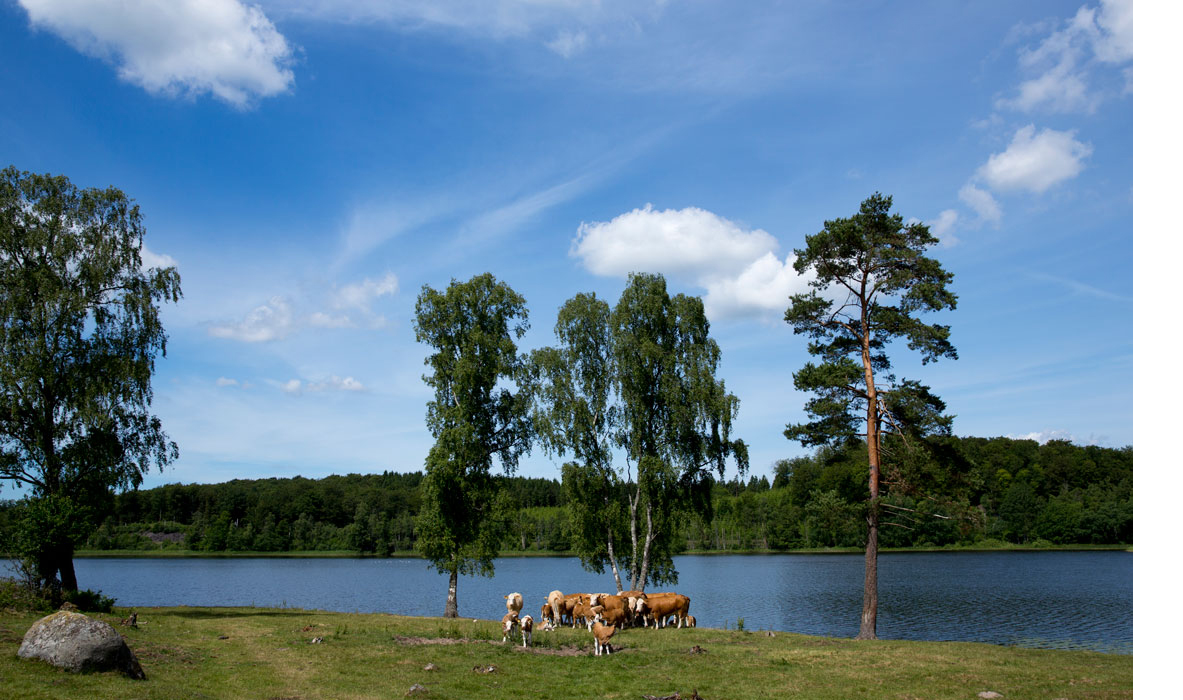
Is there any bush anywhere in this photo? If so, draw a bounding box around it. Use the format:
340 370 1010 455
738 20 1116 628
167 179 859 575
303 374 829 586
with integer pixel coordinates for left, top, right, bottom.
0 577 51 612
64 588 116 613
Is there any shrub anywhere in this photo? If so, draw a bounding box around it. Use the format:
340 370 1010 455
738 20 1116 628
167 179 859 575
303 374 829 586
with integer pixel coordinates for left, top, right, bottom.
64 588 116 613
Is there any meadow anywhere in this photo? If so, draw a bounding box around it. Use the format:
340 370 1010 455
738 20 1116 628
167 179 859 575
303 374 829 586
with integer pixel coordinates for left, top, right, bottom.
0 606 1132 699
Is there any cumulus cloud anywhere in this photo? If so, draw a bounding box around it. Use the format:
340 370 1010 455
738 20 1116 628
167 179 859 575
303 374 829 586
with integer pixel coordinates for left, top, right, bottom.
958 183 1002 224
572 204 779 280
215 377 240 387
927 209 960 245
18 0 295 107
977 125 1092 194
333 272 399 311
139 243 177 270
209 273 398 342
278 375 366 395
571 204 810 321
997 0 1132 113
702 252 812 321
209 296 295 343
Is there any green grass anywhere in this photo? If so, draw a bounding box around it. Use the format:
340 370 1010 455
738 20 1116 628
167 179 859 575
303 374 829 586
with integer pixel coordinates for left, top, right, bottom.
0 606 1131 699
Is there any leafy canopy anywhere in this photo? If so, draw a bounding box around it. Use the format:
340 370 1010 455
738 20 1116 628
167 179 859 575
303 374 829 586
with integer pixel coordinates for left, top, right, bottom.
0 165 181 499
412 273 531 578
784 192 957 449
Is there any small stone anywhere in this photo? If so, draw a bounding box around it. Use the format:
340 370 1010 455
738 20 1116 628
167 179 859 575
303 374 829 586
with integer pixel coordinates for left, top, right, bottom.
423 663 438 671
406 683 428 696
978 692 1004 699
310 636 324 644
766 631 775 637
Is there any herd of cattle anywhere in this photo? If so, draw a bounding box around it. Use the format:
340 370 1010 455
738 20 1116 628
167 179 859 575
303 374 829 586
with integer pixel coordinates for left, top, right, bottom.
499 590 695 656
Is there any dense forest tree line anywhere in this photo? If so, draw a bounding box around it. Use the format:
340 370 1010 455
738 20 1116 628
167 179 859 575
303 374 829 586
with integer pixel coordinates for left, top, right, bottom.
0 436 1131 556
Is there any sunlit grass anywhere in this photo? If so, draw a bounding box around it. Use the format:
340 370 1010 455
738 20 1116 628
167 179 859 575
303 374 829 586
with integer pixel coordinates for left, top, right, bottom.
0 606 1131 699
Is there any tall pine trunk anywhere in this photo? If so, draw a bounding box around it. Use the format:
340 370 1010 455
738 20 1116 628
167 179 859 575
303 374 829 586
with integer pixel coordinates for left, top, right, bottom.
857 317 880 641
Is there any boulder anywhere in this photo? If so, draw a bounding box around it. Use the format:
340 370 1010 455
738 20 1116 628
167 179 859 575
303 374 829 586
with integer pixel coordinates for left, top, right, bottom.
18 611 146 679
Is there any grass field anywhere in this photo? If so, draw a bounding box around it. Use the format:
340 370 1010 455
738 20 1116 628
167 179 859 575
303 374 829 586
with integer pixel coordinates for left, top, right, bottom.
0 606 1132 699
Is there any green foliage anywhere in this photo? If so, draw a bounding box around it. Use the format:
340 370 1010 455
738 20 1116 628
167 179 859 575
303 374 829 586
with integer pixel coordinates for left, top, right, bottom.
533 274 748 590
413 274 532 614
0 166 181 590
0 438 1130 556
62 587 115 613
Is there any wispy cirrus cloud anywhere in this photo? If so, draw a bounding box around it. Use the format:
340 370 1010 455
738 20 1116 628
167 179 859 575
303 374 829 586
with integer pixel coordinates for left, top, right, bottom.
18 0 296 107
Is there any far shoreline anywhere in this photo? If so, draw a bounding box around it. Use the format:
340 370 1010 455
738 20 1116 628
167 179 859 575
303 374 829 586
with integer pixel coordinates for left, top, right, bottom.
72 543 1132 559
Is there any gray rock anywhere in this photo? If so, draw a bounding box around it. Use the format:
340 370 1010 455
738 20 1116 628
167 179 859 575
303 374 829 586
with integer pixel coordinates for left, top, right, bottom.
18 611 146 679
978 693 1003 699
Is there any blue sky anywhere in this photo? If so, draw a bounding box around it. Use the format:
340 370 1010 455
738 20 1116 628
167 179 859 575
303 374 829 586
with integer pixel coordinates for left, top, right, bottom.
1 0 1135 490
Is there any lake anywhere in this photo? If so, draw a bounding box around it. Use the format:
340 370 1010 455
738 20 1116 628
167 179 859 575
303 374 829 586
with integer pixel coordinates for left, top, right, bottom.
62 550 1130 654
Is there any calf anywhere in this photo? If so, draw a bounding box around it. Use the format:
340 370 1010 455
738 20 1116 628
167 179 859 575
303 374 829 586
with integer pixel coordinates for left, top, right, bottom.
591 620 617 656
501 611 519 643
540 601 556 631
685 615 697 628
519 614 534 647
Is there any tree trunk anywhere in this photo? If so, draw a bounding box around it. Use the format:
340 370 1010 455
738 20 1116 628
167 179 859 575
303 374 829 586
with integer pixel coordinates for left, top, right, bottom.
628 487 641 591
58 545 78 593
607 531 624 593
444 562 459 618
857 316 880 641
637 502 655 592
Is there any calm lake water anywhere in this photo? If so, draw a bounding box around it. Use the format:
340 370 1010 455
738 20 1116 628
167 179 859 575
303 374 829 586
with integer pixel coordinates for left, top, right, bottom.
63 551 1130 654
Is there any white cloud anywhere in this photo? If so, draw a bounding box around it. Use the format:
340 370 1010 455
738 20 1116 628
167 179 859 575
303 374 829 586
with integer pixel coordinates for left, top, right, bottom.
958 183 1002 224
702 253 811 321
333 272 399 310
215 377 240 387
209 296 295 343
309 375 366 392
977 125 1092 194
997 0 1132 114
572 204 779 280
208 273 399 343
18 0 295 107
278 375 366 395
1007 429 1104 446
927 209 960 245
1091 0 1133 64
547 29 588 57
572 204 811 321
140 243 177 270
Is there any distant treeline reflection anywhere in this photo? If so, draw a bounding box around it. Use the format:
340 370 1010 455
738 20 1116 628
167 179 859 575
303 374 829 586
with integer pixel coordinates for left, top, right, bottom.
0 436 1132 555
